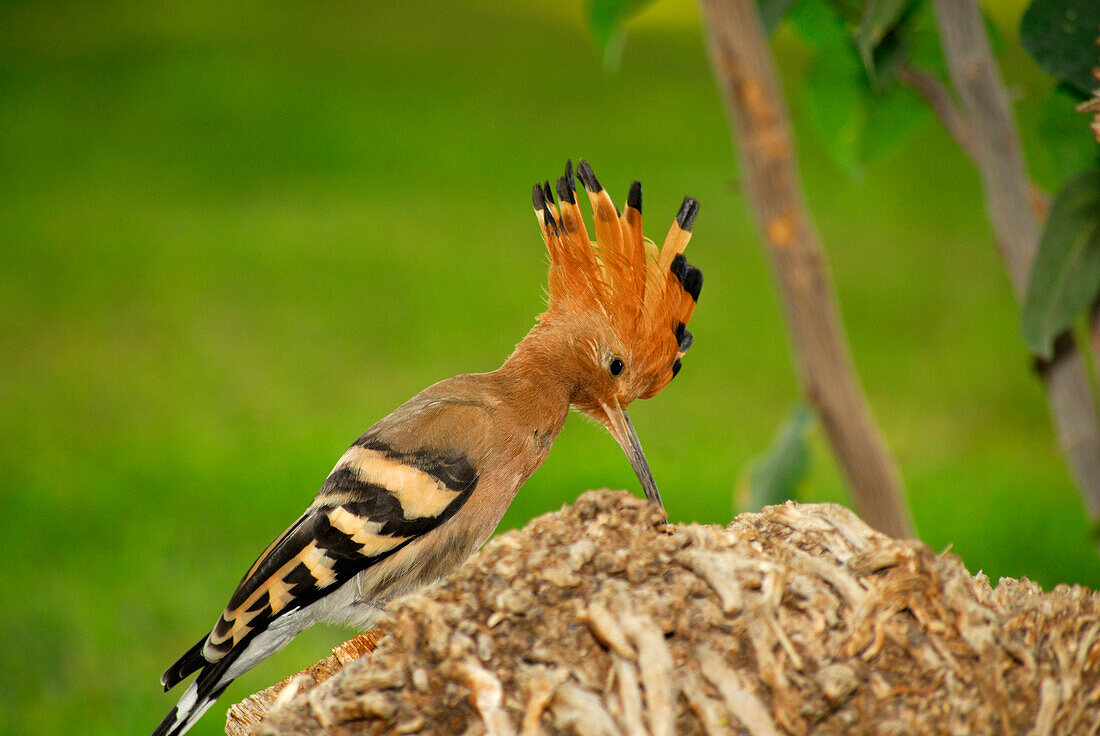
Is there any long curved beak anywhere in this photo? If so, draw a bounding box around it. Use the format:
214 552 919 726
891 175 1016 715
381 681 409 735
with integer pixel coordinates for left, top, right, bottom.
601 400 663 509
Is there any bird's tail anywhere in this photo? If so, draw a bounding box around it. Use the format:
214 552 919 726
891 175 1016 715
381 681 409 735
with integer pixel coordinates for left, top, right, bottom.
153 622 303 736
152 636 237 736
152 680 229 736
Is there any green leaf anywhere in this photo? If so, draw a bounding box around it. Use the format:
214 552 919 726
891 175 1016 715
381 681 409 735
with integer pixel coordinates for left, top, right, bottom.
983 7 1005 54
1038 84 1100 187
803 40 926 175
904 5 947 79
855 0 917 83
1022 168 1100 358
1021 0 1100 95
588 0 657 69
789 0 852 52
758 0 798 33
860 78 929 162
795 0 930 174
805 46 868 176
742 405 815 513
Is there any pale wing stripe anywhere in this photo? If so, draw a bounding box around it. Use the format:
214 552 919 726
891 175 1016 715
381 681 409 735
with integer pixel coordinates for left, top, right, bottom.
238 554 299 618
218 541 326 642
298 541 337 589
327 506 411 556
211 449 466 650
265 576 293 614
226 606 263 645
336 446 462 520
217 515 411 645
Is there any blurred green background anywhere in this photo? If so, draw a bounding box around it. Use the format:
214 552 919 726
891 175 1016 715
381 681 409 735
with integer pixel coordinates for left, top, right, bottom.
2 0 1095 734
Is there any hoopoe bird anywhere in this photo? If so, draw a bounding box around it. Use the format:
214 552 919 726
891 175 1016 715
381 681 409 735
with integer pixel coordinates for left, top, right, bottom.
152 160 702 736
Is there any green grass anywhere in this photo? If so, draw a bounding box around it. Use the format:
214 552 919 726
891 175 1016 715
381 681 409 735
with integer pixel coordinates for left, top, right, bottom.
2 1 1096 734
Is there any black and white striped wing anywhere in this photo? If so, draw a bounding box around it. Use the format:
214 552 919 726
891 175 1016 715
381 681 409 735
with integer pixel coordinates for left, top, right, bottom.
160 439 478 691
207 440 477 659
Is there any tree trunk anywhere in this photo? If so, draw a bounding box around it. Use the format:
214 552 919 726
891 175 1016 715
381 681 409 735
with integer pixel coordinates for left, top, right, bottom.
931 0 1100 521
697 0 914 539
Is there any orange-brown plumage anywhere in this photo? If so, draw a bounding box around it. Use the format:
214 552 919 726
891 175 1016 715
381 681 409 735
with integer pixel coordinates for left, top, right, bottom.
152 160 701 736
532 160 702 415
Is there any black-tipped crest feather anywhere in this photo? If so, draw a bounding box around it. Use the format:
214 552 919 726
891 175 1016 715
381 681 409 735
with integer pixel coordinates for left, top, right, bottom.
577 160 601 193
532 183 562 236
627 181 642 212
676 196 699 231
532 160 701 412
679 328 694 353
684 264 703 301
556 176 575 204
670 253 688 284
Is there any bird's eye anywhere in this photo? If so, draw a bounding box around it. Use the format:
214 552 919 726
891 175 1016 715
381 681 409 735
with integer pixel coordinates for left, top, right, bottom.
609 357 625 376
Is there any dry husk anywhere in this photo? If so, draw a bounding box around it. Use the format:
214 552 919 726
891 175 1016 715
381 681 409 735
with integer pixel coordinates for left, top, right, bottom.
227 490 1100 736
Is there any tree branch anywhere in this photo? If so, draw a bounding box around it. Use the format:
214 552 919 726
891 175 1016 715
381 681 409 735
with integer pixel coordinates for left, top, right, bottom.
932 0 1100 520
697 0 913 538
897 63 1050 219
896 62 979 162
1083 60 1100 389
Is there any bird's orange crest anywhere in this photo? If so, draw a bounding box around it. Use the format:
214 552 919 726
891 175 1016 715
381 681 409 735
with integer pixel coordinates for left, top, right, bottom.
532 160 702 401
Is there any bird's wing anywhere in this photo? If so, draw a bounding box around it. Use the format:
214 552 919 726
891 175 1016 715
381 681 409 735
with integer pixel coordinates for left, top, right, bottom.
161 395 493 691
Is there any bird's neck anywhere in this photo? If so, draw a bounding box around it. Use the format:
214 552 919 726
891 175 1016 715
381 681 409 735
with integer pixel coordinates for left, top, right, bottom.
493 321 578 434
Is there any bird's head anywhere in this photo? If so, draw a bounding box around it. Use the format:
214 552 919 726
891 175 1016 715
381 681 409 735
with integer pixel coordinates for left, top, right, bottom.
531 160 702 508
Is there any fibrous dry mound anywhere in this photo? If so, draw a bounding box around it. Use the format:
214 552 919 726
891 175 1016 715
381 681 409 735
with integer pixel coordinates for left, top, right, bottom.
228 490 1100 736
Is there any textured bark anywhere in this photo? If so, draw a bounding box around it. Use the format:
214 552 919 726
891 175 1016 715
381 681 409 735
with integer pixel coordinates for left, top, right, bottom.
930 0 1100 521
697 0 913 538
229 490 1100 736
